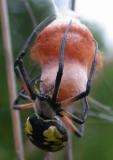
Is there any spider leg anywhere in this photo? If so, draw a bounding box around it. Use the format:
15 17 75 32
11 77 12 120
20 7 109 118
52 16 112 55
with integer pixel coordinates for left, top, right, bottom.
71 51 97 102
63 111 84 124
61 97 89 124
52 20 72 102
18 88 31 101
14 15 56 100
62 116 84 137
14 88 33 110
60 40 98 105
15 15 56 60
15 59 36 100
74 97 89 136
14 103 33 110
80 97 89 121
74 40 98 101
61 97 89 137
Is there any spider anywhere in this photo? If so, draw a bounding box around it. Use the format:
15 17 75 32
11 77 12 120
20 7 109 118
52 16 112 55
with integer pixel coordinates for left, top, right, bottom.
14 15 98 152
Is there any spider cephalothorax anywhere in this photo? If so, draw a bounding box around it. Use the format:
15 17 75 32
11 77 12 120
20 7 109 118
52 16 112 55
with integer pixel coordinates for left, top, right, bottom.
14 15 100 152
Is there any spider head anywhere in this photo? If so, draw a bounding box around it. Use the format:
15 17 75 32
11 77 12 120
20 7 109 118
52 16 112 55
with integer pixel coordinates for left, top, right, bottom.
25 113 68 152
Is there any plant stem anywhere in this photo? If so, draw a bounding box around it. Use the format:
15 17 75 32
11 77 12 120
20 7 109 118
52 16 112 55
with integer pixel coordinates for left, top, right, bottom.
64 131 73 160
70 0 76 10
0 0 24 159
64 1 76 160
44 152 53 160
22 0 37 27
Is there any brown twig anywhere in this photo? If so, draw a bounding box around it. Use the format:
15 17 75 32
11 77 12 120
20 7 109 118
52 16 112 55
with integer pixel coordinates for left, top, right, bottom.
0 0 24 159
44 152 53 160
64 131 73 160
70 0 76 10
64 1 76 160
22 0 37 27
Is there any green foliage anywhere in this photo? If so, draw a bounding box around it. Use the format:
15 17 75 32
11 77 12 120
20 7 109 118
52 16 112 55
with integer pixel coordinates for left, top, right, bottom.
92 62 113 106
80 18 108 53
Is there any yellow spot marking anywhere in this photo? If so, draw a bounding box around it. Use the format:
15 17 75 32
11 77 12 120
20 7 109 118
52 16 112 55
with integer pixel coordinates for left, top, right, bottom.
51 145 63 151
34 84 40 94
25 117 33 135
43 142 49 145
43 126 62 142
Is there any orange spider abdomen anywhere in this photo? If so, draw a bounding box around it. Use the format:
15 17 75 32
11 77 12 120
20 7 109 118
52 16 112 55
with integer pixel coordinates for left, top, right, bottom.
31 18 98 103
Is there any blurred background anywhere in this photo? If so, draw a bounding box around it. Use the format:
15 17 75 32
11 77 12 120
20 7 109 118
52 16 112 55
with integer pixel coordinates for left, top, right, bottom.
0 0 113 159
